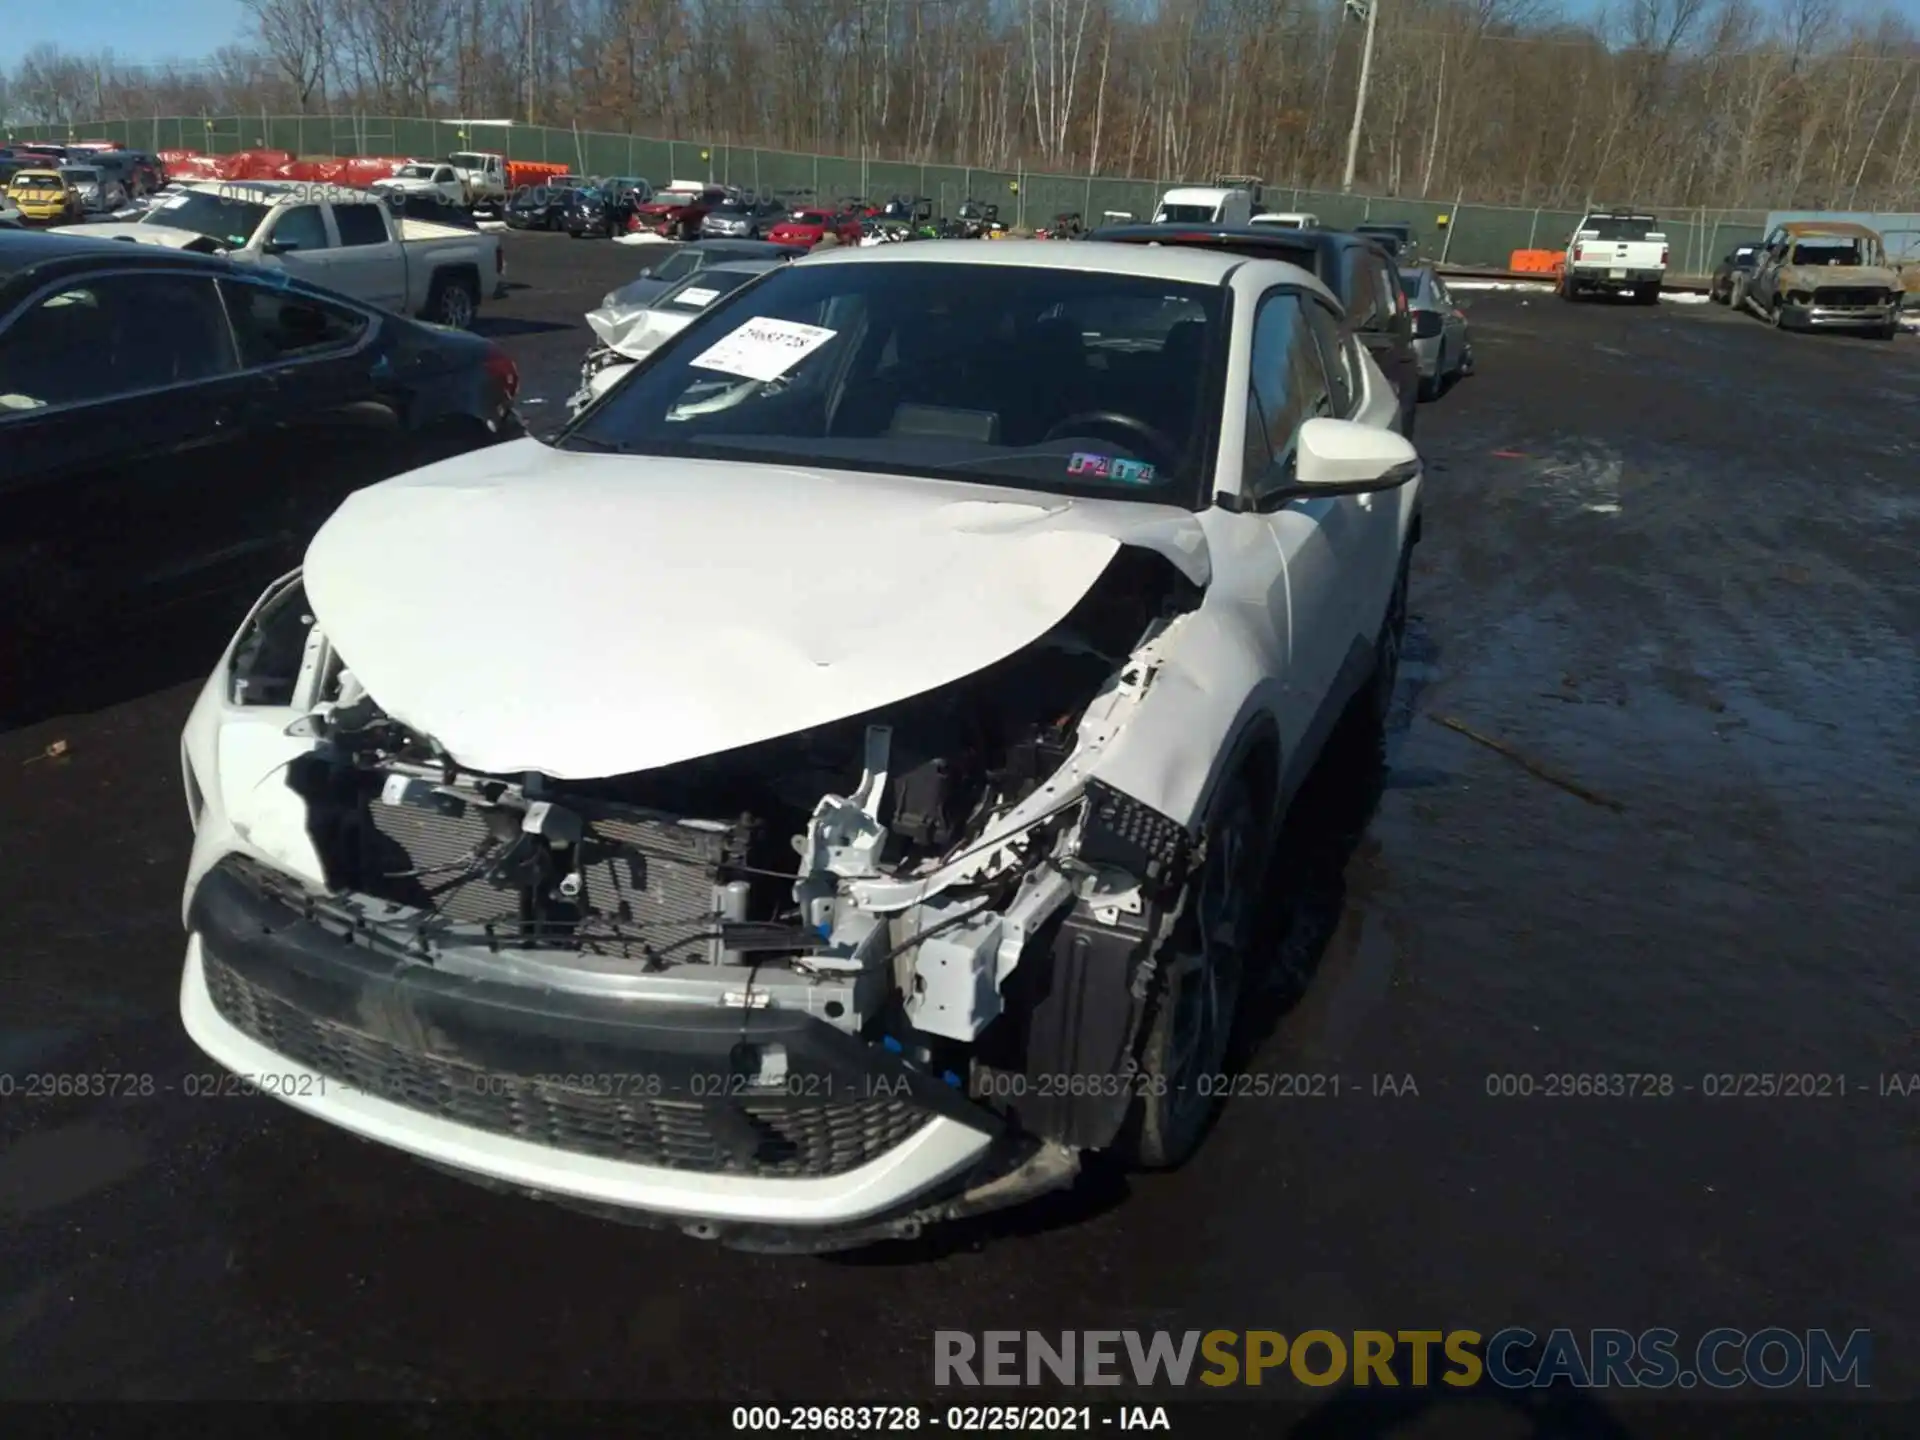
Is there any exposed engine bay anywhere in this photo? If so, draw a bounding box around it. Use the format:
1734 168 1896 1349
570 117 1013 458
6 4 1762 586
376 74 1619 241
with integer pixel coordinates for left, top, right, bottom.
238 548 1203 1068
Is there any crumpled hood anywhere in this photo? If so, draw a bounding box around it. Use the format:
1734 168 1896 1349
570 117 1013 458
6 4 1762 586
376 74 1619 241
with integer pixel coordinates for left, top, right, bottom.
303 441 1211 779
584 302 690 356
1779 263 1900 288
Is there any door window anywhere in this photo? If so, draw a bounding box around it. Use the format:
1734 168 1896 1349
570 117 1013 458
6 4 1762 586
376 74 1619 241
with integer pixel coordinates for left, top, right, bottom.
221 280 371 366
1301 299 1356 417
0 272 237 411
333 204 390 247
269 204 331 251
1244 292 1334 502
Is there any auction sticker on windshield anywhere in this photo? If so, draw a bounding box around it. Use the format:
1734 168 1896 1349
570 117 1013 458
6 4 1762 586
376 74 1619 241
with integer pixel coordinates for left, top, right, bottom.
690 317 837 383
677 287 722 307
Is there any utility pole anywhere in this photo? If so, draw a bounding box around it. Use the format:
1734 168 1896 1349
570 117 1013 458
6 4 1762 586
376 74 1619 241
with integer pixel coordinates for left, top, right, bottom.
525 0 536 124
1341 0 1378 195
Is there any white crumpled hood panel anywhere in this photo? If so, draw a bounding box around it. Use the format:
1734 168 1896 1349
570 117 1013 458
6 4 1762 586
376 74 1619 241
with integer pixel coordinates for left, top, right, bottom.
303 440 1209 779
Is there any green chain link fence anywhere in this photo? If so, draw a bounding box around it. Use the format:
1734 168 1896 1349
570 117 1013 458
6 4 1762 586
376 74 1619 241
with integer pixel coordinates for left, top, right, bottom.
16 114 1770 275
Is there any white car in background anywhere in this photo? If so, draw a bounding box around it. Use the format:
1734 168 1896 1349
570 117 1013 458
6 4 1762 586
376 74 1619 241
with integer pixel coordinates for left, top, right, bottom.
175 241 1421 1251
569 259 787 416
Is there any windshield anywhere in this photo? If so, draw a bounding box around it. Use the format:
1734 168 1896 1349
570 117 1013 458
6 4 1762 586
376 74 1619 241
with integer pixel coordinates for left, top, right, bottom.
62 168 99 183
141 191 270 245
449 153 491 169
659 189 702 204
563 261 1226 506
516 187 550 204
1156 204 1219 223
397 165 435 178
1791 240 1865 266
13 171 62 187
1581 217 1657 241
790 212 831 226
1399 268 1429 299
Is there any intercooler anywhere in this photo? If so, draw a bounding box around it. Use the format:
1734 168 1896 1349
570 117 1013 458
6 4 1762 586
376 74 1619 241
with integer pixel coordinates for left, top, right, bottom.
362 788 747 962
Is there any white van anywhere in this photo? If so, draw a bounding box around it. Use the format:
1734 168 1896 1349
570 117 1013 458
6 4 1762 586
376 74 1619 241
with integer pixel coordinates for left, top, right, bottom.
1152 184 1257 226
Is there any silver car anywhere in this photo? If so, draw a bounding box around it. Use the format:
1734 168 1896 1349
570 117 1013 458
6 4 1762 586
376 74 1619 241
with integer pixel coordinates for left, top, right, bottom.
58 164 128 215
570 258 788 416
1401 265 1473 400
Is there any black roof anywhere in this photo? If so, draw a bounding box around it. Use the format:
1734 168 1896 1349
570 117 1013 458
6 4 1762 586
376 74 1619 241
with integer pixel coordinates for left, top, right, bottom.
0 229 342 304
1090 222 1390 267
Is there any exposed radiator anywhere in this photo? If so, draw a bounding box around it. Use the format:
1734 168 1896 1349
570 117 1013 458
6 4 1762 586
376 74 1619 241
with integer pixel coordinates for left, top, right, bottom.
360 791 746 960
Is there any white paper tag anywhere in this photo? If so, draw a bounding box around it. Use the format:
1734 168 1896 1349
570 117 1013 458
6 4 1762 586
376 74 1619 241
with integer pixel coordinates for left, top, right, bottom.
677 286 721 307
689 317 837 383
156 193 191 209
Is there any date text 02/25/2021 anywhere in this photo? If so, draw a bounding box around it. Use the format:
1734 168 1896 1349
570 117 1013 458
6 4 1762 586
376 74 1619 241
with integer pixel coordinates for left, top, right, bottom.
730 1406 1171 1433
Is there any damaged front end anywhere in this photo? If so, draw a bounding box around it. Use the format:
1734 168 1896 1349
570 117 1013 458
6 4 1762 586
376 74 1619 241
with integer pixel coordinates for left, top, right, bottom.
185 546 1206 1245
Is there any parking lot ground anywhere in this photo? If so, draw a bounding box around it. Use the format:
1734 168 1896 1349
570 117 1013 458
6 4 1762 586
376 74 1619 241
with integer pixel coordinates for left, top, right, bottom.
0 236 1915 1414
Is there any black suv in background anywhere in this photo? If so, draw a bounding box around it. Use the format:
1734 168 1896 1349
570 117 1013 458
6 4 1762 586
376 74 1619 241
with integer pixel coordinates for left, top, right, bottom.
1091 223 1420 435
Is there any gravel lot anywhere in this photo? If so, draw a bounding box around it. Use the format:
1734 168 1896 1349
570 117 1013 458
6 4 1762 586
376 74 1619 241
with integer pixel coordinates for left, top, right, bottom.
1 233 1914 1420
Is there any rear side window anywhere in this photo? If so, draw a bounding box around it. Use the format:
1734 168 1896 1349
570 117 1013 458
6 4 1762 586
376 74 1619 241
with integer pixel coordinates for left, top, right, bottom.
333 204 390 246
222 280 370 365
1581 216 1657 241
1351 253 1396 332
0 272 236 411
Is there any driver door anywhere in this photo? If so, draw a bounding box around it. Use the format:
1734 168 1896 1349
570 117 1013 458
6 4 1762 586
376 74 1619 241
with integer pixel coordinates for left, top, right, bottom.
1239 289 1375 759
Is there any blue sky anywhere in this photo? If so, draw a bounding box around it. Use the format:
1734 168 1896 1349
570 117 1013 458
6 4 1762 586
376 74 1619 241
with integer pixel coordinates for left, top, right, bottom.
1 0 248 69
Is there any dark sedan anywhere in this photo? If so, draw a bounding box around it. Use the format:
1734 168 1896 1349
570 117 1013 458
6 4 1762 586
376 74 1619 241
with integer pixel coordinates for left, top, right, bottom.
504 185 570 230
0 230 522 704
1710 240 1765 305
1092 222 1420 436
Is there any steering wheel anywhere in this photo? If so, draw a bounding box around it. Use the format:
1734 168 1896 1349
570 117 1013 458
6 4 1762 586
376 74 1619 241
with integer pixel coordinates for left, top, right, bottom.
1041 411 1180 473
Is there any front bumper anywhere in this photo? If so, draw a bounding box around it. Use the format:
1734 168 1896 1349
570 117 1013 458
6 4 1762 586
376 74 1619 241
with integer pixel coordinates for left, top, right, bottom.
1786 301 1901 331
179 857 1015 1244
1570 267 1661 287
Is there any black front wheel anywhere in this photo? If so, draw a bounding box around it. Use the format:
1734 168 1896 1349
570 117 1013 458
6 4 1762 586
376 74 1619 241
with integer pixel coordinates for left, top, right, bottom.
1126 775 1268 1169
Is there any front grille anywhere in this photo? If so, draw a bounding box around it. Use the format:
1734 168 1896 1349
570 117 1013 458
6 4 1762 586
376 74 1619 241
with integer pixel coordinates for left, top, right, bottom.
202 950 932 1176
1815 287 1885 307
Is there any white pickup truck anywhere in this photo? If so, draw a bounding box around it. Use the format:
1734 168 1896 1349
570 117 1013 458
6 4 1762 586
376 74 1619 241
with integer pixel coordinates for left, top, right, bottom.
446 151 510 212
371 161 470 210
1152 177 1262 226
1559 210 1667 304
60 181 503 328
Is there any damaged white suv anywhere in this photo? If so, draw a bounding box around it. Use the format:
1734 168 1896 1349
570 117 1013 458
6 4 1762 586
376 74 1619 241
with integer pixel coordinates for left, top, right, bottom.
177 242 1421 1250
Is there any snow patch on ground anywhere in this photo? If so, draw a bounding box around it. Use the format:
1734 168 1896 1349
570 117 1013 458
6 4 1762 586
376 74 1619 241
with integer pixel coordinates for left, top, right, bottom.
477 219 507 232
613 232 676 247
1445 278 1712 303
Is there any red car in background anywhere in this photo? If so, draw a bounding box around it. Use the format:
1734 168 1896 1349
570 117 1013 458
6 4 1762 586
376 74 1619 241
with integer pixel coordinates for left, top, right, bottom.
768 207 864 248
629 182 729 239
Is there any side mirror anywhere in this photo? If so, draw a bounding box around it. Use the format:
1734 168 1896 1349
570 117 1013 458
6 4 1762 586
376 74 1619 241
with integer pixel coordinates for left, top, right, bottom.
1220 418 1419 511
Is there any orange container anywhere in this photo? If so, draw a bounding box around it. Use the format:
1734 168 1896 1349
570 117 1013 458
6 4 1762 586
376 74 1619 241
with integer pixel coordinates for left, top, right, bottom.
1509 249 1565 275
507 161 571 190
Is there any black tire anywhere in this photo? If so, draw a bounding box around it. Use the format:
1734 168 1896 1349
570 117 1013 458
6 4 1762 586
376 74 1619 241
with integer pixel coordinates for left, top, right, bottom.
1559 272 1578 302
1127 769 1270 1169
1417 371 1442 402
1638 284 1661 306
425 273 479 329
